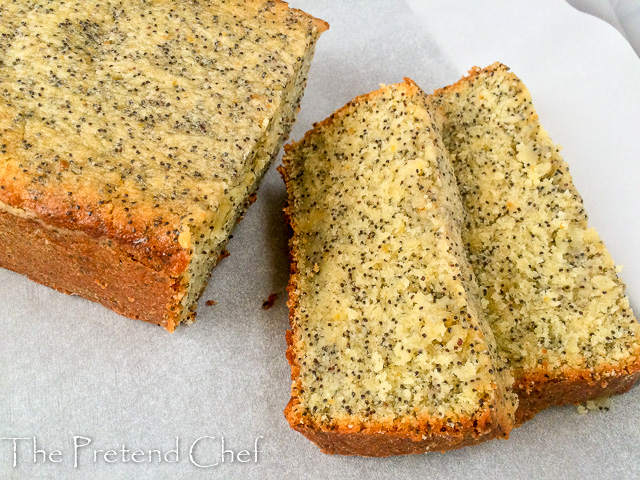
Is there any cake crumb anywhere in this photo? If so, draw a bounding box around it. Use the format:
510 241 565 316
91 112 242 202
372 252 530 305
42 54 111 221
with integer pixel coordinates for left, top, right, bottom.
577 397 611 414
430 62 640 409
206 300 217 307
262 293 278 310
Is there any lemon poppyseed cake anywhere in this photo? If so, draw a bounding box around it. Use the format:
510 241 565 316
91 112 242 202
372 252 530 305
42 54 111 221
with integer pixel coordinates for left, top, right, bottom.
0 0 327 330
280 80 517 456
429 63 640 423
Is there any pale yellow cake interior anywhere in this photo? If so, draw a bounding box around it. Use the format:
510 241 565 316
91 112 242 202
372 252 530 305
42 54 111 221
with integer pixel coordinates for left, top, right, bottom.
285 83 516 426
429 64 640 375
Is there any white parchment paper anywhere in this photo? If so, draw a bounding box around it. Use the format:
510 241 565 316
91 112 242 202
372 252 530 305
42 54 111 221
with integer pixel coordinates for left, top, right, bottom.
1 1 639 479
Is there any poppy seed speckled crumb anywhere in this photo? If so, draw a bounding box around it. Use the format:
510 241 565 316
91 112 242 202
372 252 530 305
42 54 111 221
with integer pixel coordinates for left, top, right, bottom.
280 80 517 456
428 63 640 423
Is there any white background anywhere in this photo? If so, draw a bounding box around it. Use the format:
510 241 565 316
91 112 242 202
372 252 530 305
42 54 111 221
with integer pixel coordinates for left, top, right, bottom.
569 0 640 55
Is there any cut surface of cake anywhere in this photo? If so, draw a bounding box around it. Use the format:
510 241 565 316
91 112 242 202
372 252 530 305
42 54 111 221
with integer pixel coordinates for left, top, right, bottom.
429 63 640 422
281 80 516 456
0 0 327 330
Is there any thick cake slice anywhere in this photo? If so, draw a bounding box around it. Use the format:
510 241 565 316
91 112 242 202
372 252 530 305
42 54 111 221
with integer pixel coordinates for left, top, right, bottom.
0 0 327 330
281 80 516 456
429 63 640 422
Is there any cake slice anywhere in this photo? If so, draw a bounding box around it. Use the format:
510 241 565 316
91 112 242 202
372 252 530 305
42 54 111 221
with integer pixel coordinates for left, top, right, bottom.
280 80 517 456
428 63 640 423
0 0 327 330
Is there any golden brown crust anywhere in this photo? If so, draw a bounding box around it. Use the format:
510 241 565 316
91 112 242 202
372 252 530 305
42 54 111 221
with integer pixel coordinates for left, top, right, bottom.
0 171 269 331
285 414 506 457
0 209 183 331
514 365 640 425
0 182 190 276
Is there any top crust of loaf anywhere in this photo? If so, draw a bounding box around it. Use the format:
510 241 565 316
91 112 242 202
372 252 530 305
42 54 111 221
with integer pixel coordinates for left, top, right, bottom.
281 80 516 455
0 0 327 274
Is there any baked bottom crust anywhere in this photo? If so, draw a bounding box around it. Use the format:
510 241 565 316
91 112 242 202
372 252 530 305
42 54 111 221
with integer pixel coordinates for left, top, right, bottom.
0 208 181 329
283 328 512 456
514 367 640 425
285 412 509 456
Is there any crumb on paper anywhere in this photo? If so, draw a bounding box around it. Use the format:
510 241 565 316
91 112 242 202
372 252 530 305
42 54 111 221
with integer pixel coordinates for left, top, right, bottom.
262 293 278 310
577 397 611 414
219 249 230 261
206 300 217 307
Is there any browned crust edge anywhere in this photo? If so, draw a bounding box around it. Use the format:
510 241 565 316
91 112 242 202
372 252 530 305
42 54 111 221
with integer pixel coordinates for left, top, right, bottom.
0 167 192 277
0 208 184 331
430 61 640 422
514 365 640 425
278 81 511 456
285 417 506 457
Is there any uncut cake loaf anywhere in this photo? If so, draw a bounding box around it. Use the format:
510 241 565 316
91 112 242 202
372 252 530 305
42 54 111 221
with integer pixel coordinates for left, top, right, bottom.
281 80 517 456
0 0 327 330
428 63 640 422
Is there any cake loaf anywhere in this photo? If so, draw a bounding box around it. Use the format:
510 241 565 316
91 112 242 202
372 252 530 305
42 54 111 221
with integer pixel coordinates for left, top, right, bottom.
280 80 517 456
429 63 640 423
0 0 327 330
